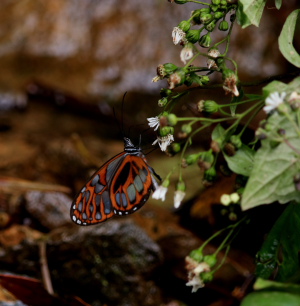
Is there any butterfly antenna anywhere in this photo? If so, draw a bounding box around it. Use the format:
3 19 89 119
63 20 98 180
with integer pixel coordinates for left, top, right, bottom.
121 92 127 138
113 106 123 138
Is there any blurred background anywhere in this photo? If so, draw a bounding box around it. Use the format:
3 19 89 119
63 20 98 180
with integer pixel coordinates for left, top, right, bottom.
0 1 299 306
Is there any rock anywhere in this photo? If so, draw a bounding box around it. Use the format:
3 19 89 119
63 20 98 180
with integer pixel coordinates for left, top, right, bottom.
0 220 163 306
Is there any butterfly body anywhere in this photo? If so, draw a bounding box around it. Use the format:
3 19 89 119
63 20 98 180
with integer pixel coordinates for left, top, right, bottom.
71 137 160 225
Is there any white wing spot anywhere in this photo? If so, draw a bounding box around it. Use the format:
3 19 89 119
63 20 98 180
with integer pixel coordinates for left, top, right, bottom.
83 222 87 226
118 211 122 215
77 219 82 224
114 209 117 214
72 205 76 210
125 212 129 214
133 207 138 211
72 215 76 222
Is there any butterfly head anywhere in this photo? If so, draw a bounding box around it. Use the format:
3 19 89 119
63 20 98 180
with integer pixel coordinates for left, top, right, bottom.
123 137 142 153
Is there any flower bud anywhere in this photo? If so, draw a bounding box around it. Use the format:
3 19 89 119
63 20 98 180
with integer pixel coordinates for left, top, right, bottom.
212 0 221 4
167 113 178 126
222 68 239 96
163 63 178 75
198 99 219 113
186 153 201 165
210 4 219 12
171 142 181 153
181 124 192 134
219 20 229 31
186 29 201 43
158 97 168 107
204 254 217 268
207 48 220 69
220 194 231 206
199 33 211 48
160 126 174 137
176 180 186 192
204 166 217 182
201 271 214 283
190 249 204 262
230 135 242 149
168 68 186 89
160 88 173 97
201 75 210 84
178 20 191 32
230 192 240 203
205 20 216 32
200 13 214 25
180 42 194 64
214 11 224 19
223 142 236 156
210 139 222 153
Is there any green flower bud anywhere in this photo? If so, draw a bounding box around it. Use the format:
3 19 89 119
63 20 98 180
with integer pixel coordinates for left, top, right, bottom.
176 180 186 191
220 0 227 4
201 271 214 283
199 33 211 48
190 249 204 262
174 0 188 4
160 126 174 136
204 254 217 268
212 0 221 4
181 124 192 134
210 4 219 12
230 135 242 149
200 13 214 24
201 150 214 164
160 88 173 97
167 113 178 126
201 75 210 84
214 11 224 19
158 97 168 107
178 20 191 32
205 20 216 32
204 166 217 181
171 142 181 153
186 29 201 43
199 7 211 14
191 10 201 24
218 20 229 31
163 63 178 75
199 100 219 113
186 153 201 165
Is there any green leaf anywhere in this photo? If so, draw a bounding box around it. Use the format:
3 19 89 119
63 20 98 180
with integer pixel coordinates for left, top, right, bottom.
241 109 300 210
275 0 282 10
262 80 289 97
279 9 300 68
255 203 300 281
241 291 300 306
254 278 300 295
211 124 225 141
237 0 267 28
223 145 255 176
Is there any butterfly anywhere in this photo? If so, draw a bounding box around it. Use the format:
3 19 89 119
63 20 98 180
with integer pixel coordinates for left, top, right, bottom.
71 137 161 225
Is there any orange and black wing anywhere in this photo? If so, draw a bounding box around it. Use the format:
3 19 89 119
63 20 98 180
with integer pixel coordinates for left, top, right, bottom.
109 155 155 216
70 152 126 225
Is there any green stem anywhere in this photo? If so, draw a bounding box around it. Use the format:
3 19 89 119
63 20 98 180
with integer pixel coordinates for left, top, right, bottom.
187 0 210 4
283 111 300 138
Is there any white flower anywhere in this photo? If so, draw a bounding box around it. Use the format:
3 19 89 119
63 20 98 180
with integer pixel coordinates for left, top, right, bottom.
174 190 185 208
185 256 210 293
152 185 168 201
152 134 174 151
172 27 186 45
147 116 160 131
263 92 286 114
180 45 194 64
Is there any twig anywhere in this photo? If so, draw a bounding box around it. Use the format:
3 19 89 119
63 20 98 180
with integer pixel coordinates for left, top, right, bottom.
39 240 54 295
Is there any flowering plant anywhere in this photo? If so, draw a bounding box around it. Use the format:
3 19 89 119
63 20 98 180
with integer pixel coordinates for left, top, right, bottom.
148 0 300 304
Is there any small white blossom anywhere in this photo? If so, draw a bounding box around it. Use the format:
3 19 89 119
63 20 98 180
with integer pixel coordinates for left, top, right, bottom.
289 91 300 102
172 27 186 45
185 256 210 293
180 45 194 64
152 134 174 151
152 185 168 201
147 116 160 131
174 190 185 208
207 48 220 69
152 76 161 83
220 194 231 206
263 92 286 114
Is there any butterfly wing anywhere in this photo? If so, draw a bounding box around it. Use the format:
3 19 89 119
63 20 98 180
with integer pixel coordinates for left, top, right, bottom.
109 155 156 216
70 152 126 225
70 152 157 226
